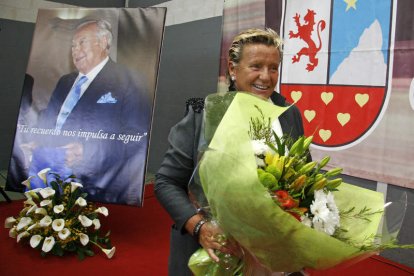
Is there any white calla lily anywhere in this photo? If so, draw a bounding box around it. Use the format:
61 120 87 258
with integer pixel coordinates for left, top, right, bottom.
26 205 37 215
24 188 42 200
58 228 71 240
102 247 116 259
30 235 43 248
40 200 52 207
21 176 35 189
16 217 32 231
75 197 87 207
9 227 17 238
23 198 36 206
52 219 65 232
37 168 51 183
39 187 55 199
71 182 83 192
35 207 48 216
79 233 89 246
78 215 93 227
4 217 16 228
39 215 52 227
27 223 39 231
92 218 101 230
17 231 30 243
53 204 64 214
95 206 109 216
41 236 55 252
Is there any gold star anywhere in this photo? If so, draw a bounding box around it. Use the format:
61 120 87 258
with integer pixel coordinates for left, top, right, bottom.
344 0 357 11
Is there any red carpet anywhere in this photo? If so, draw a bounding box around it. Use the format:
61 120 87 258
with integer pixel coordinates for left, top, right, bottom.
1 185 413 275
0 184 172 276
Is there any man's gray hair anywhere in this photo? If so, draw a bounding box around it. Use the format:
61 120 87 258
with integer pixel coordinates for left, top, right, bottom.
77 19 113 50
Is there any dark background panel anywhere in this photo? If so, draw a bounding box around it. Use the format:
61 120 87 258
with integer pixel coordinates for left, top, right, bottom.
147 16 223 173
0 19 35 170
49 0 126 7
128 0 171 8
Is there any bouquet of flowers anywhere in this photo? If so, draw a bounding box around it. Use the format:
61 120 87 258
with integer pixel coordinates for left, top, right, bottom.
4 168 115 260
188 92 412 275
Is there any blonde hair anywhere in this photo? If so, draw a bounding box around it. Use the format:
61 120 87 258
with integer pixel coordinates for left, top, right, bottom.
228 28 283 65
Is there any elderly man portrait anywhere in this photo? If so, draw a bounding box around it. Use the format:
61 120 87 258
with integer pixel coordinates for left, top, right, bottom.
10 19 151 205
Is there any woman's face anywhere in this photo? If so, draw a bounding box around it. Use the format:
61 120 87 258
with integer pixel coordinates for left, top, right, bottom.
229 44 280 99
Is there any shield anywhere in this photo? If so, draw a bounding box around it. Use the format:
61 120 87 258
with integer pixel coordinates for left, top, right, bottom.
279 0 396 149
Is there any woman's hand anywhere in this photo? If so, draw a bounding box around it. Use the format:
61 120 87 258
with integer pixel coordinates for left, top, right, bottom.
185 215 243 262
198 221 231 262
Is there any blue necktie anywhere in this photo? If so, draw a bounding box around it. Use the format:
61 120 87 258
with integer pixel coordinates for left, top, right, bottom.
56 76 88 130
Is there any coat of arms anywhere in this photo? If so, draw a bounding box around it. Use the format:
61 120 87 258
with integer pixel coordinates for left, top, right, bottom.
279 0 396 149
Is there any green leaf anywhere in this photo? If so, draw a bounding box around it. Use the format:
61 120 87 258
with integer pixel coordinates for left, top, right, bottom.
77 249 85 261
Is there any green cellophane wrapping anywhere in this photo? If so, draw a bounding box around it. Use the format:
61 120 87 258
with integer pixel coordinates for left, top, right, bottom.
191 92 384 273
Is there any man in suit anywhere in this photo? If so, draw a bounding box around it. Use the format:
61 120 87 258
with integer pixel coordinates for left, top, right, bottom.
21 19 151 205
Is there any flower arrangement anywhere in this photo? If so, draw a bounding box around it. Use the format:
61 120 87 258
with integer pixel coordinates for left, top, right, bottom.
188 92 412 275
4 168 115 260
249 105 378 238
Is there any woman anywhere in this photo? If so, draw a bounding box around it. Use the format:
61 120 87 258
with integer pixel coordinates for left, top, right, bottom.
155 28 305 275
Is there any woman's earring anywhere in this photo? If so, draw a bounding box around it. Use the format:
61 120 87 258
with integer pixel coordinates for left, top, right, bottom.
231 75 235 81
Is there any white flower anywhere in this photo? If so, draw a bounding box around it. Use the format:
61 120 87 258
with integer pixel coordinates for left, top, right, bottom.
95 207 109 217
255 156 265 167
58 228 71 240
30 235 43 248
24 198 37 206
71 182 83 192
312 216 325 233
53 204 64 214
42 236 55 253
17 231 30 243
326 191 339 213
300 215 312 228
4 217 16 228
323 213 340 235
37 168 51 183
251 139 270 156
27 223 39 231
39 215 52 227
35 207 48 216
9 227 17 238
40 200 52 207
26 205 37 215
311 201 330 221
102 247 116 259
39 187 55 199
92 218 101 230
310 190 340 236
52 219 65 232
16 217 32 231
75 197 87 207
24 188 42 200
21 176 35 189
78 215 93 227
79 233 89 246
